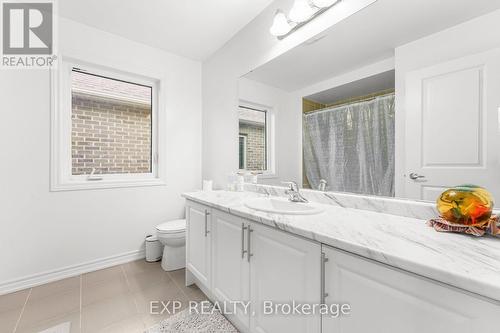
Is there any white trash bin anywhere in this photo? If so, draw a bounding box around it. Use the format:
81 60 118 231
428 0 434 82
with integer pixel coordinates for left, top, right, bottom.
145 235 163 262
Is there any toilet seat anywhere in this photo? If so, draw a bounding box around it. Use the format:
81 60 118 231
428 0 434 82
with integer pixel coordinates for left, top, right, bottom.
156 219 186 234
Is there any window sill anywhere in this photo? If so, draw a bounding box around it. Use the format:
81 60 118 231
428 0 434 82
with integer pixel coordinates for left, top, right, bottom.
256 173 277 179
50 178 166 192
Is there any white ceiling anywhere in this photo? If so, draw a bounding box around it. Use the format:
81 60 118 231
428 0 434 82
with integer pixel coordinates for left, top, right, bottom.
244 0 500 91
59 0 274 61
306 70 394 104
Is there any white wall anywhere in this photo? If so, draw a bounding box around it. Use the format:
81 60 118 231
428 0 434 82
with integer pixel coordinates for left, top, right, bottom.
0 18 202 291
202 0 378 189
394 9 500 196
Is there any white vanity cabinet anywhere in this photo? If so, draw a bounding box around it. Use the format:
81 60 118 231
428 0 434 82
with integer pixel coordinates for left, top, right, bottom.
186 200 321 333
211 209 250 331
186 200 499 333
321 245 499 333
249 221 321 333
186 201 212 288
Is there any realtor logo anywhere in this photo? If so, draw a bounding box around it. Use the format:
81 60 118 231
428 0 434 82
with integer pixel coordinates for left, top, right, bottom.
1 0 56 68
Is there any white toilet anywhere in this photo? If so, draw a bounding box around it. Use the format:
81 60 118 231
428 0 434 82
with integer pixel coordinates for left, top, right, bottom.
156 219 186 271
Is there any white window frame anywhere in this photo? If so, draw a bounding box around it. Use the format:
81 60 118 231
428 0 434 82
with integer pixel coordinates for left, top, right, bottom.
50 57 166 191
238 100 275 177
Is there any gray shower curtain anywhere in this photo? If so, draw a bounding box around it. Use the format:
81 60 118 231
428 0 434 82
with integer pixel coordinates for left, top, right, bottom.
303 94 395 196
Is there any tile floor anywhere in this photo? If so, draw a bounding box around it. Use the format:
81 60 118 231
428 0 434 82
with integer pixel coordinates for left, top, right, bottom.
0 260 207 333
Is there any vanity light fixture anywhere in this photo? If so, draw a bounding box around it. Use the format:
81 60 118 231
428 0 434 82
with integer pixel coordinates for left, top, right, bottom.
270 10 294 37
270 0 342 39
289 0 316 23
312 0 339 7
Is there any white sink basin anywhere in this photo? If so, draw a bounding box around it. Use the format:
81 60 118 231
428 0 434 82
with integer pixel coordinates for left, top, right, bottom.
244 197 324 215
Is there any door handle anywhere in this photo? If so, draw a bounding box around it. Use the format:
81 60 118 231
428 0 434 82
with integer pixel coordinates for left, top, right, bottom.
241 223 248 259
247 226 253 262
204 210 210 237
321 252 329 304
409 172 425 180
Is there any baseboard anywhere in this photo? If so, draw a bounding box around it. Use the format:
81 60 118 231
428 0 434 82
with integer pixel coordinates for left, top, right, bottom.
0 249 145 295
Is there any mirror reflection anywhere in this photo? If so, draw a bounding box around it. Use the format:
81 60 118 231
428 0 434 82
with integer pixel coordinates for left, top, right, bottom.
238 105 268 172
238 4 500 202
302 72 395 196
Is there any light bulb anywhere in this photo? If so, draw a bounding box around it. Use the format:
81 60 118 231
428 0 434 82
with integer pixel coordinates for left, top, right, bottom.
311 0 337 8
270 10 293 37
289 0 316 23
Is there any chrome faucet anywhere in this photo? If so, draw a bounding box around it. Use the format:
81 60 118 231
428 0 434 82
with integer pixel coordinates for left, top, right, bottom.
282 181 308 203
318 179 327 192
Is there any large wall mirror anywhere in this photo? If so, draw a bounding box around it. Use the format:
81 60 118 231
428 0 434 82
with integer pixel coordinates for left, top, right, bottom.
238 1 500 202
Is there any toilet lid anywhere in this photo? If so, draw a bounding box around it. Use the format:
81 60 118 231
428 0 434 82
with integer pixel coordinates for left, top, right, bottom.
156 219 186 233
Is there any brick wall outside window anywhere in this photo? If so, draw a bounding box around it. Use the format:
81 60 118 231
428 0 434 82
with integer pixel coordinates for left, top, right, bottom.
239 123 266 171
71 93 152 175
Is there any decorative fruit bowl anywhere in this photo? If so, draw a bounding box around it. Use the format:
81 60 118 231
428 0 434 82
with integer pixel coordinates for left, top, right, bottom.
436 185 493 227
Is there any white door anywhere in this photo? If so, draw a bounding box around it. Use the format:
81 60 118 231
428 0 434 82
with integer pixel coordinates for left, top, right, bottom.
249 222 321 333
211 210 250 332
186 201 211 287
322 246 498 333
405 47 500 201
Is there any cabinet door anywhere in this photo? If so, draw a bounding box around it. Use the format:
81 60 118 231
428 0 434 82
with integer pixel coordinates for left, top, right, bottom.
212 210 250 332
186 201 211 287
322 246 499 333
249 222 321 333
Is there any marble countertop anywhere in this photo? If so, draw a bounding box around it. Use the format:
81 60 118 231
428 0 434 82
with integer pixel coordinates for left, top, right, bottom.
183 190 500 303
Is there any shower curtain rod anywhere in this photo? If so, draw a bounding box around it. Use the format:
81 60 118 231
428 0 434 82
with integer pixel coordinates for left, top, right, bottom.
304 88 395 114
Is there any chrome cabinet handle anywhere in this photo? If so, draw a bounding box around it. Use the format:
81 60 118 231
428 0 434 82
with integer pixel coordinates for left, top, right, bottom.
321 252 329 304
241 223 248 259
204 210 210 237
247 226 253 262
409 172 425 180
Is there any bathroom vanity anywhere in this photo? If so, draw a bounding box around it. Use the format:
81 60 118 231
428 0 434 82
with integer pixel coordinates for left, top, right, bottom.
183 190 500 333
196 8 500 332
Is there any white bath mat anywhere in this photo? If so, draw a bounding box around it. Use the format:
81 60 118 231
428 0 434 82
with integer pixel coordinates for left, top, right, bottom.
145 303 238 333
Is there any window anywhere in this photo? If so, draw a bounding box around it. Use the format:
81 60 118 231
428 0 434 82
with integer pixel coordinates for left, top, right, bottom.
51 58 165 191
71 70 153 176
238 103 274 175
